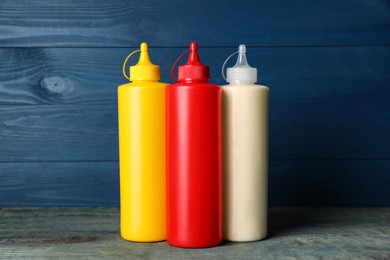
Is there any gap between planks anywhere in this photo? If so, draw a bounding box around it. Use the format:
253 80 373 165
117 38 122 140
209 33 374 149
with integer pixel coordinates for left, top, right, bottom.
1 44 390 49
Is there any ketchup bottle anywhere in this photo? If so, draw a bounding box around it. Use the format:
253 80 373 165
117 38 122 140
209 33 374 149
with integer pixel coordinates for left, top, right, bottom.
166 42 222 248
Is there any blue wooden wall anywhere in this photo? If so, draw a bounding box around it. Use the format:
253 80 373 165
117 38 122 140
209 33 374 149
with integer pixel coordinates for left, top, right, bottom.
0 0 389 207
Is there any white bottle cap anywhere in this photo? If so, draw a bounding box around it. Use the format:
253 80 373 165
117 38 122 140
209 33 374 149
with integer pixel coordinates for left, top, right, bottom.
224 45 257 84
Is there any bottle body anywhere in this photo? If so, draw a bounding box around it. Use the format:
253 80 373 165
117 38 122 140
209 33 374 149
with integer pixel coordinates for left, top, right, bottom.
118 81 167 242
166 82 223 248
222 84 269 242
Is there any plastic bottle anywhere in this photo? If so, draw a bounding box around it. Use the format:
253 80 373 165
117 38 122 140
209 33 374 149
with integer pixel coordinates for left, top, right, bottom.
166 42 223 248
118 42 167 242
222 44 269 242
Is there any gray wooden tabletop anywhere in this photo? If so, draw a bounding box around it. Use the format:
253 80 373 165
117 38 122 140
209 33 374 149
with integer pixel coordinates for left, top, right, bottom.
0 208 389 259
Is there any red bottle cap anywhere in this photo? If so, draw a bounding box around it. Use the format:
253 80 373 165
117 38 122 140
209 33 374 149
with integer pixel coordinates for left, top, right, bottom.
177 42 210 82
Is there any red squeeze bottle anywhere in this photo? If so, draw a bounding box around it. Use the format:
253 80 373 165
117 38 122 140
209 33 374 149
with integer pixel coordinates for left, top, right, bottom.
166 42 223 248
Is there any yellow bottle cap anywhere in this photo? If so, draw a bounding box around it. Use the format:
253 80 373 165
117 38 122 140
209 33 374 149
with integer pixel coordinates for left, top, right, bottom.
129 42 160 81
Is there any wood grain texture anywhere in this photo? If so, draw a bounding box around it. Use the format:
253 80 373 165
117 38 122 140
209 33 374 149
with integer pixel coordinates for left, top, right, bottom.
0 0 389 47
269 160 390 207
0 102 389 162
0 105 118 162
1 208 389 258
0 162 119 206
0 160 389 207
0 46 389 105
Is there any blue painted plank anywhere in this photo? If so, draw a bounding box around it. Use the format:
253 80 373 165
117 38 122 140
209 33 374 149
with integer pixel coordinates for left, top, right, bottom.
269 160 390 207
0 104 118 162
0 162 119 206
0 160 389 206
0 0 389 47
0 46 389 105
0 102 388 162
269 102 390 160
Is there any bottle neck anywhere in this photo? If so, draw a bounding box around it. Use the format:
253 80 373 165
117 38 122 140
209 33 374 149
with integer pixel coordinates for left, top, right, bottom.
131 79 159 83
228 80 256 85
179 79 208 84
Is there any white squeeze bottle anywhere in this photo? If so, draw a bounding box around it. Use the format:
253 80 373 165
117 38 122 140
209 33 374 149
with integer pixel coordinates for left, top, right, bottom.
222 44 269 242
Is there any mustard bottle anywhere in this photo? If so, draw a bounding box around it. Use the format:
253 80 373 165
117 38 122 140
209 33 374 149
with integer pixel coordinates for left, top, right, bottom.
118 42 167 242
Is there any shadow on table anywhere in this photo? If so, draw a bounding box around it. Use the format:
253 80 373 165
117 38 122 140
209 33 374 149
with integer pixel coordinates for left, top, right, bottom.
267 207 335 238
220 207 344 245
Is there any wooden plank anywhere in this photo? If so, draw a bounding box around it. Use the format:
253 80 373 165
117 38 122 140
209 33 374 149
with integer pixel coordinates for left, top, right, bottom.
269 160 390 207
0 162 119 206
0 0 389 47
0 160 389 207
269 101 390 160
0 104 118 162
0 46 389 105
0 102 389 162
0 208 390 258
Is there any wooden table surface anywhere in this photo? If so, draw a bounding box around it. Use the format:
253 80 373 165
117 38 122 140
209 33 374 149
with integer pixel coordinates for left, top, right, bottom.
0 208 389 259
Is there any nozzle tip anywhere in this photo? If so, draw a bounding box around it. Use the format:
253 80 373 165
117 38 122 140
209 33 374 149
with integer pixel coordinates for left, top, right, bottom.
190 42 198 52
140 42 148 52
238 44 246 54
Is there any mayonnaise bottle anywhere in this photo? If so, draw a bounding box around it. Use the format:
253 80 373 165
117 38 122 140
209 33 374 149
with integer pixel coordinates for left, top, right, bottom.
222 44 269 242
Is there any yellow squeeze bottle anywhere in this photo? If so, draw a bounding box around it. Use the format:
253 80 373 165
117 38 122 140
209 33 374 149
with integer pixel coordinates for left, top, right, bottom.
118 42 167 242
